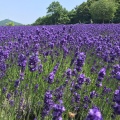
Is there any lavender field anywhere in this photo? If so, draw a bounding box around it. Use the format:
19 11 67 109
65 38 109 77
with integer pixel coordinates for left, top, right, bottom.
0 24 120 120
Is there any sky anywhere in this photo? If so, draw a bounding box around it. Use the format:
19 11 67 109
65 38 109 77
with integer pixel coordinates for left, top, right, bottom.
0 0 86 25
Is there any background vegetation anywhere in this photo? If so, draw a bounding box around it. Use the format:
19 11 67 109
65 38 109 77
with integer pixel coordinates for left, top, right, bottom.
0 19 23 26
32 0 120 25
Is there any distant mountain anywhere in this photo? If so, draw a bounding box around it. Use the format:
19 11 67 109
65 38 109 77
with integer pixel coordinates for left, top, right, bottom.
0 19 23 26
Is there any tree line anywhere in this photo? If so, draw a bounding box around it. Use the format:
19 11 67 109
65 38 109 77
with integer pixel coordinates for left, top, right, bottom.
32 0 120 25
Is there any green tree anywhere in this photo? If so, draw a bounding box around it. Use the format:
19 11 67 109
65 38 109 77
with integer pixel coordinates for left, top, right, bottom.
75 2 91 23
87 0 99 7
47 1 62 14
58 14 70 24
68 9 77 24
113 2 120 23
6 22 14 26
90 0 117 23
115 0 120 4
47 1 63 24
32 15 53 25
57 8 70 24
32 17 42 25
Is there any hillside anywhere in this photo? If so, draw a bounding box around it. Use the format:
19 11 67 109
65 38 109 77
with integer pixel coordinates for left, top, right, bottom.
0 19 23 26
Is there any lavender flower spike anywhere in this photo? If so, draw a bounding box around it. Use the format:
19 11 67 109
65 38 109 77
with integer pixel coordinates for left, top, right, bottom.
86 106 103 120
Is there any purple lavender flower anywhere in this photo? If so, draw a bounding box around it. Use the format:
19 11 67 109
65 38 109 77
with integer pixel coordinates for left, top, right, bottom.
18 54 27 72
75 52 86 72
74 83 81 90
83 96 91 103
83 104 88 109
19 72 24 80
91 66 96 73
60 38 66 46
49 42 54 49
0 61 6 78
53 86 64 101
113 102 120 115
14 90 19 96
112 88 120 118
34 84 39 92
53 63 59 74
66 68 72 78
85 106 103 120
90 91 97 99
42 91 54 118
32 43 40 53
116 72 120 80
36 28 40 35
102 86 112 95
73 92 80 103
48 72 55 84
96 82 102 87
72 69 77 76
113 89 120 104
77 74 86 85
52 102 65 120
97 68 106 82
9 100 14 106
38 64 43 74
111 64 120 79
6 93 11 100
28 54 40 72
14 79 20 88
85 77 91 85
3 50 9 59
2 87 7 93
63 46 68 58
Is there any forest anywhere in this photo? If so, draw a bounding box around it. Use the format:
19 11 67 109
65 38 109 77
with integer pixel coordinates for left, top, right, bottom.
32 0 120 25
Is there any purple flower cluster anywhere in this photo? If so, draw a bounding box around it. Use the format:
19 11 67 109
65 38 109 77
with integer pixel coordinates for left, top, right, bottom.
0 61 6 78
90 91 97 99
97 68 106 82
75 74 86 90
53 63 60 74
83 96 91 104
28 54 40 72
53 85 64 102
47 63 60 84
48 72 55 84
112 89 120 116
85 106 103 120
75 52 86 72
52 102 65 120
38 64 43 74
14 79 20 88
72 92 80 103
42 90 54 118
0 24 120 120
96 68 106 87
85 77 91 85
111 64 120 80
65 68 72 78
101 86 112 95
18 54 27 72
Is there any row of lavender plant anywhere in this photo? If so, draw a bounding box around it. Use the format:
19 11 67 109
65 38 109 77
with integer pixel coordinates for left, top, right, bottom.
0 24 120 120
